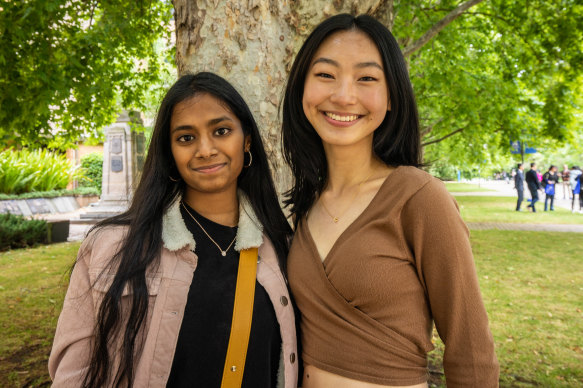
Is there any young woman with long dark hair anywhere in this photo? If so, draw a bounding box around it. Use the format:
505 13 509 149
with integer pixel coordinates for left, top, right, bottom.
49 72 298 388
282 14 499 387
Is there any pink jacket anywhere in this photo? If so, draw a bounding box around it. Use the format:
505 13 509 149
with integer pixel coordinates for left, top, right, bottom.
49 195 298 388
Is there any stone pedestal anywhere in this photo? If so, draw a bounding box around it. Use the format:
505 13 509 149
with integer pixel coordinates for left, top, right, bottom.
81 111 145 219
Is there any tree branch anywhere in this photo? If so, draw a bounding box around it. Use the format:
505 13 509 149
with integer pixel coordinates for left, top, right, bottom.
422 126 467 146
421 117 444 137
402 0 486 57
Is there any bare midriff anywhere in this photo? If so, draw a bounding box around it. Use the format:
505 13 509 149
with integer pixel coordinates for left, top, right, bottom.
302 365 429 388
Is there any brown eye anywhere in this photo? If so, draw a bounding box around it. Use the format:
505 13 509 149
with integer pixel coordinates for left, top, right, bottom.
177 134 194 142
214 127 231 136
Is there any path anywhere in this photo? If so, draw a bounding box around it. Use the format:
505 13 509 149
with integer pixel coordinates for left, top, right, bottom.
451 180 583 233
451 179 577 211
466 222 583 233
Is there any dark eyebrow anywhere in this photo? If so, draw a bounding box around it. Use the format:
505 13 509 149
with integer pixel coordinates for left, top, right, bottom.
355 61 383 70
171 116 233 134
312 57 383 71
207 116 233 126
312 57 339 67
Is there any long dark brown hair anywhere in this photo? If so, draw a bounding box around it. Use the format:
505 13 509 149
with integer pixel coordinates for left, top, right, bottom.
281 14 422 226
82 72 292 387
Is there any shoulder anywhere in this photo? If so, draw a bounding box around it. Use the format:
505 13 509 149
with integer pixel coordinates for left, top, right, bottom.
78 224 129 269
393 166 450 203
257 235 281 271
391 167 460 223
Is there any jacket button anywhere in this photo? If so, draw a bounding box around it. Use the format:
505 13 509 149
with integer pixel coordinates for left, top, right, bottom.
280 296 288 306
290 353 296 363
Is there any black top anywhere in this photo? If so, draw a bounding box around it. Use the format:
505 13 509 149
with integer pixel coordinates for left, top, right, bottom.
166 203 281 388
542 171 559 187
525 169 541 191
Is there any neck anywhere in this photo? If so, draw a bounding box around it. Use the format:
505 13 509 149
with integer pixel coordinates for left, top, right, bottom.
322 138 380 194
183 187 239 227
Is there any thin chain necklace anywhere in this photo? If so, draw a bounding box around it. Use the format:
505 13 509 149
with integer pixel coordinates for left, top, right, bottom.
319 170 375 223
181 202 237 257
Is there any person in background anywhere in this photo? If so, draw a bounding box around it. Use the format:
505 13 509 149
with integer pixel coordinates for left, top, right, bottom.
514 163 525 211
561 164 570 200
542 165 559 211
526 162 542 212
571 166 582 213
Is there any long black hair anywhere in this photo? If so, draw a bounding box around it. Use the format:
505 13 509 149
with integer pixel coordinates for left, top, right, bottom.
281 14 422 225
82 72 292 387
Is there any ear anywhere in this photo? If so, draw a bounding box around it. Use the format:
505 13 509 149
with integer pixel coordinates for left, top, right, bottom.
387 98 392 112
244 134 251 152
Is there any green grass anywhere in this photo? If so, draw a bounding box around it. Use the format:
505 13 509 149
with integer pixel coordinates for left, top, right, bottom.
0 242 79 387
1 235 582 387
444 182 495 192
455 196 583 225
428 230 583 387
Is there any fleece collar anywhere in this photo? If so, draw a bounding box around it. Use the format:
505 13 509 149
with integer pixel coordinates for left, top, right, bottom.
161 191 264 252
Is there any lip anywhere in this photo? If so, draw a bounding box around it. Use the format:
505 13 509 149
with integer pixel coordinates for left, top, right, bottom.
193 163 226 174
321 110 363 127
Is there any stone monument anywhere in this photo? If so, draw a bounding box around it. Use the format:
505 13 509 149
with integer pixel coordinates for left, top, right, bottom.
81 111 145 219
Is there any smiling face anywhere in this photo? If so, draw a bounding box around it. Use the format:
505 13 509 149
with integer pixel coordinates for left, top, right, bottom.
170 93 250 198
302 29 390 149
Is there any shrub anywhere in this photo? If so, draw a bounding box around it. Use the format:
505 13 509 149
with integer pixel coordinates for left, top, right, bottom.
79 152 103 192
0 187 100 200
0 213 48 251
427 161 458 181
0 149 85 194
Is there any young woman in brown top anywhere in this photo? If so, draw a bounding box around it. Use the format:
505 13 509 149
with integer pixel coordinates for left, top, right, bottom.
282 14 499 387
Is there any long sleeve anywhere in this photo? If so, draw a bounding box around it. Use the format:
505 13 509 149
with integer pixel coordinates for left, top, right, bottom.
48 241 96 387
401 179 499 387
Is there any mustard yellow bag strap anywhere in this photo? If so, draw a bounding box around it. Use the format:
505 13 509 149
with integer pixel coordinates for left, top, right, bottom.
221 247 258 388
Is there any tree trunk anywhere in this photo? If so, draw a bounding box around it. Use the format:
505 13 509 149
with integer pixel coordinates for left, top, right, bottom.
172 0 384 193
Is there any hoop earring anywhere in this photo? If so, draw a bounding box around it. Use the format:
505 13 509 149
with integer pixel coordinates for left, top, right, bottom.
244 150 253 168
169 175 180 182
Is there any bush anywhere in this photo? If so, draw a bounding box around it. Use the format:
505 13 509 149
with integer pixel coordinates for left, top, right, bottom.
0 187 100 200
0 213 48 251
79 152 103 192
0 149 85 194
427 161 458 181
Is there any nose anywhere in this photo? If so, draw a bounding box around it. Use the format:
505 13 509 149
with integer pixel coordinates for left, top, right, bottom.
329 78 357 106
194 135 218 159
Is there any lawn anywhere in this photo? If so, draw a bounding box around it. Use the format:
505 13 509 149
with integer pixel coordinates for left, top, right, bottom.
428 230 583 387
444 182 495 192
1 234 582 387
0 242 79 387
455 196 583 225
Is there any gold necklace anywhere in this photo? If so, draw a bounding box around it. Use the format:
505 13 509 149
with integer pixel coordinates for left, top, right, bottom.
319 170 375 223
181 202 237 257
